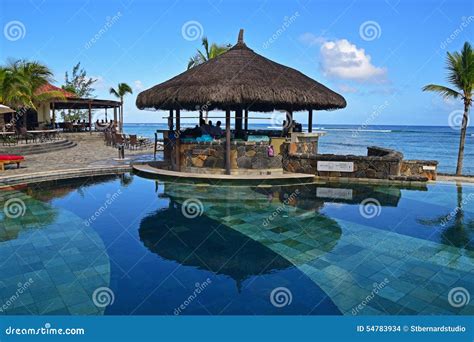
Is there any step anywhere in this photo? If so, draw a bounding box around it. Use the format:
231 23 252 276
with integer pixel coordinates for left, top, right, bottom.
0 139 77 155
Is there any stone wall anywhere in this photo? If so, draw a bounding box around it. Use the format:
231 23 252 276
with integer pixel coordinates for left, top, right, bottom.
282 144 438 181
178 141 282 173
400 160 438 180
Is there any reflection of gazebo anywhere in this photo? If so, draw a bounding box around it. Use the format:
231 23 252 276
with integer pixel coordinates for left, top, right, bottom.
34 83 121 131
136 29 346 175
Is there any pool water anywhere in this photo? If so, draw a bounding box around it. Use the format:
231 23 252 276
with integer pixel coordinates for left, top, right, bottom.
0 175 473 315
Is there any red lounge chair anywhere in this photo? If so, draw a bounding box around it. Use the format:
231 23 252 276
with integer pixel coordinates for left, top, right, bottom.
0 155 24 171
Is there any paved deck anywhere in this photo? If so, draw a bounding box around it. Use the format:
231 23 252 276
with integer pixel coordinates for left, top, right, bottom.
0 133 154 184
132 163 315 181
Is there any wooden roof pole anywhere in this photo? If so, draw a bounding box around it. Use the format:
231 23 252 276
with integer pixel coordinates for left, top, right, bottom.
244 109 248 131
175 109 181 172
225 110 231 175
88 101 92 134
308 109 313 133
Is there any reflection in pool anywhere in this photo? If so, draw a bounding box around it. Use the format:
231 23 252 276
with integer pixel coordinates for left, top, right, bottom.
0 174 473 315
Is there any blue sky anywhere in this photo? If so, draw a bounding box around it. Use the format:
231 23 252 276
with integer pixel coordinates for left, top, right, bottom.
1 0 473 125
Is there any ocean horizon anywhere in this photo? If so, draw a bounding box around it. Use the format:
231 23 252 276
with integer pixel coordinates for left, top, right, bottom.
122 123 474 175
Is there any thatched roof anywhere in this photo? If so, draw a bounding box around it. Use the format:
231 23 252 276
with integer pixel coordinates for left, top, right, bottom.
136 29 346 112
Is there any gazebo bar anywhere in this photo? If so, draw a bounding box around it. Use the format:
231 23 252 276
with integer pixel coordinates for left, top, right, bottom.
135 30 438 182
136 30 345 178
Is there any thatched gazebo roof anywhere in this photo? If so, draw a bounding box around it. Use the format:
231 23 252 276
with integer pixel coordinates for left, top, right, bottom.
136 29 346 112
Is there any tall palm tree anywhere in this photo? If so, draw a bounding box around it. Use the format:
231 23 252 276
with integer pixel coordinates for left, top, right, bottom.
187 37 231 69
109 83 133 132
423 42 474 175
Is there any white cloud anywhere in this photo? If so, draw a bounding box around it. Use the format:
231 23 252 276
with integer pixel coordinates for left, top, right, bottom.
134 80 144 92
320 39 387 83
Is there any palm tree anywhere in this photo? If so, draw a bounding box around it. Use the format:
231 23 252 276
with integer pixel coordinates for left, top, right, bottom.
187 37 231 69
0 60 64 127
109 83 133 132
423 42 474 175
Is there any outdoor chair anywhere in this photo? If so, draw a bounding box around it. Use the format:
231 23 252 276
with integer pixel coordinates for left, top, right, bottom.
129 135 139 150
64 122 74 132
18 127 35 144
114 133 125 147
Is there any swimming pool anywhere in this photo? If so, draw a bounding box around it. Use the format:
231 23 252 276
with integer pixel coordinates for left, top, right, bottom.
0 175 473 315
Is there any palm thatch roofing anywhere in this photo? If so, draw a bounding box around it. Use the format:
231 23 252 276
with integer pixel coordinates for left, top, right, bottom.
136 29 346 113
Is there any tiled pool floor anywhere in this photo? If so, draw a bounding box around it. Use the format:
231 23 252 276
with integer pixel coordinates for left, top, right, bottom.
0 176 473 315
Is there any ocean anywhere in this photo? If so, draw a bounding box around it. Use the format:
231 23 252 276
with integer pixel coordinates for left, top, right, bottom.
123 123 474 175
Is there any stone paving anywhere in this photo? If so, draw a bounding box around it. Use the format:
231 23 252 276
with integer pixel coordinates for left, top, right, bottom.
0 133 155 177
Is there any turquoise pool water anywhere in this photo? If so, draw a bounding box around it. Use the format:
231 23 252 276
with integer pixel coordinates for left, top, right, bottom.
0 175 473 315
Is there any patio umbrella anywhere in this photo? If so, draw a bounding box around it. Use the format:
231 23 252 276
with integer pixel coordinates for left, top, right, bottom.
0 104 15 114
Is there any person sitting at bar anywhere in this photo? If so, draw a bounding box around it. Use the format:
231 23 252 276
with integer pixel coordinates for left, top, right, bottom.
200 119 211 135
210 120 223 138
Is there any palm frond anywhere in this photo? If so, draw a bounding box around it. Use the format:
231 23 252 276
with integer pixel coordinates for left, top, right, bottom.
422 84 462 99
